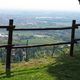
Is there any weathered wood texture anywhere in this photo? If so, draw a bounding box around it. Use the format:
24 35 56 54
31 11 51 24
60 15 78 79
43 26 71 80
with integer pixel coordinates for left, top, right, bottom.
0 19 80 76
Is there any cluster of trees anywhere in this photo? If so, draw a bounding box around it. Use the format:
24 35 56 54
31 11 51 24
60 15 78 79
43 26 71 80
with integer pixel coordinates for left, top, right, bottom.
0 45 70 64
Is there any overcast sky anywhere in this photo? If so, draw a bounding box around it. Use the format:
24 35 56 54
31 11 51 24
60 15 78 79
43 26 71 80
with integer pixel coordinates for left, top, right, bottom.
0 0 80 11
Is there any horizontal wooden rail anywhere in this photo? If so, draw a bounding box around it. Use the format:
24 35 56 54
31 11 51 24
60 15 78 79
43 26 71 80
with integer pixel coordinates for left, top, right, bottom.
0 44 15 48
0 19 80 76
0 26 8 28
0 26 15 29
0 39 79 49
13 27 78 31
75 24 80 26
0 45 8 48
75 39 80 41
12 41 77 49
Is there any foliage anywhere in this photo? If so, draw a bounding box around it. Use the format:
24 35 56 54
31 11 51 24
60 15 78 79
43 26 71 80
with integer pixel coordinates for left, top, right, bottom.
0 52 80 80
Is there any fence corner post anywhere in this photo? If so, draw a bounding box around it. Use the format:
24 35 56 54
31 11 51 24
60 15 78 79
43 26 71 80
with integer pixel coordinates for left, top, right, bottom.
6 19 15 76
70 20 76 57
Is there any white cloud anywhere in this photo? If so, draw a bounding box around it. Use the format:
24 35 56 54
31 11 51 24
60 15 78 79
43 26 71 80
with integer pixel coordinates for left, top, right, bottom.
0 0 79 11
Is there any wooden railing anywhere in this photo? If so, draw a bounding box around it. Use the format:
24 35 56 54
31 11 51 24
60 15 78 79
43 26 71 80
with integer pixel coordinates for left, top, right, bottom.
0 19 80 76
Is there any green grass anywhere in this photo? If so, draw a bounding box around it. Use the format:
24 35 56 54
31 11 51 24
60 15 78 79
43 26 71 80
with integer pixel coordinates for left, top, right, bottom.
47 54 80 80
13 36 57 45
0 53 80 80
22 37 56 45
0 57 55 80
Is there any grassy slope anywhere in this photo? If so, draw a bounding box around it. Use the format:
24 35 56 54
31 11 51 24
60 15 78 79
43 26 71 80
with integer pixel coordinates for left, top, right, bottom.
0 53 80 80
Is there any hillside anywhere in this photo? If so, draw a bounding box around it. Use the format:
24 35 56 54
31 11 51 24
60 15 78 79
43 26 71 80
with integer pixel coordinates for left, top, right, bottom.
0 46 80 80
0 11 80 80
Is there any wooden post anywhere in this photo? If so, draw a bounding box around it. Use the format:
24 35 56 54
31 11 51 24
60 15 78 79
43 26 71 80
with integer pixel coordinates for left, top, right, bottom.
25 40 29 61
70 20 76 56
6 19 15 76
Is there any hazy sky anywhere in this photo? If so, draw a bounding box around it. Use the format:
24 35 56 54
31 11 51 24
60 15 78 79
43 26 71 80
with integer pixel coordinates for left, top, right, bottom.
0 0 80 11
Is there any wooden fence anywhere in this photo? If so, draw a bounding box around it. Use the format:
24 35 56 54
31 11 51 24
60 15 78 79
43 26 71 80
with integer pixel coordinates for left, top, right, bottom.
0 19 80 76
